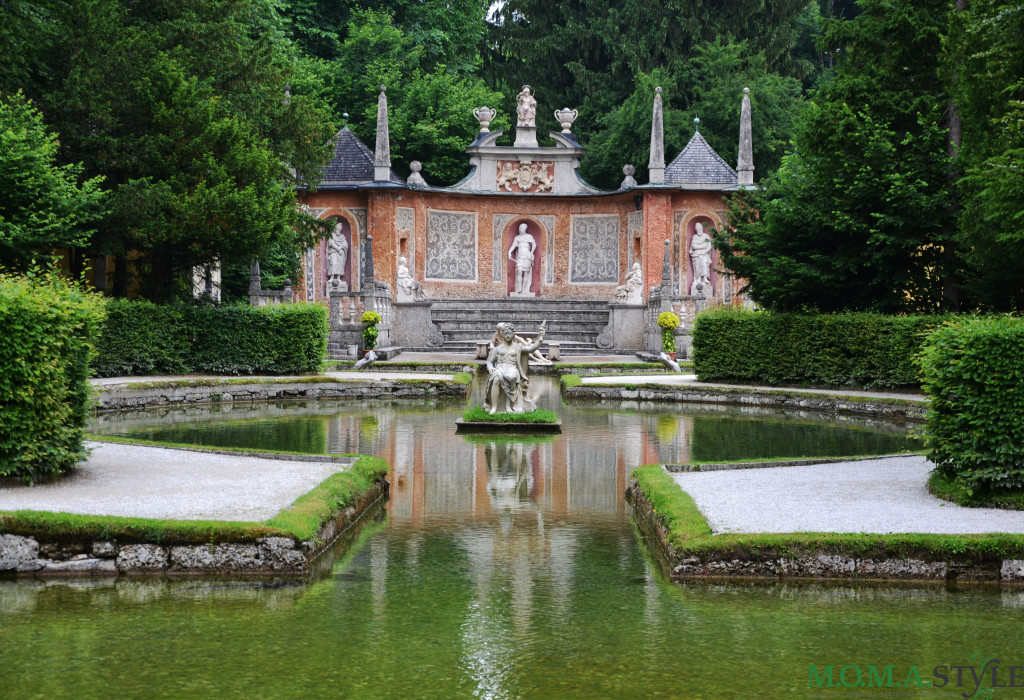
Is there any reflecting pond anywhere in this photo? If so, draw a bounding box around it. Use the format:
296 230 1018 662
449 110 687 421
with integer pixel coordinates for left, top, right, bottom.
4 379 1018 698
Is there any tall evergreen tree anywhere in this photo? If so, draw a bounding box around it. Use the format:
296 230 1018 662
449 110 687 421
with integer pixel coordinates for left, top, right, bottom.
718 0 954 313
2 0 336 300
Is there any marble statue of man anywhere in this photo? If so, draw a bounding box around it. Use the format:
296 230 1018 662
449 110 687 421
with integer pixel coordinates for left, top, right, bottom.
484 321 547 414
327 222 349 290
689 222 714 295
396 256 427 302
508 223 536 295
516 86 537 127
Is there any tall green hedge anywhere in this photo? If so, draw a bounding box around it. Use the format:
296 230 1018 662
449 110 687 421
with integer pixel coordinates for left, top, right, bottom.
692 309 942 388
93 301 328 377
919 316 1024 496
0 273 106 482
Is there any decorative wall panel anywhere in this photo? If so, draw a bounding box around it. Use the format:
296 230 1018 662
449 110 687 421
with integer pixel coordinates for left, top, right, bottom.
570 215 620 284
425 210 477 281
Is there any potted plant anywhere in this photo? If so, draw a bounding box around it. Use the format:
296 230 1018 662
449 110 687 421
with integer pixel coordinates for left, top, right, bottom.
361 310 381 355
657 311 680 361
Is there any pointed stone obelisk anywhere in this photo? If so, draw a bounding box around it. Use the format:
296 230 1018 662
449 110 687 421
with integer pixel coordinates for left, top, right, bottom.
737 87 754 186
374 85 391 182
648 87 665 183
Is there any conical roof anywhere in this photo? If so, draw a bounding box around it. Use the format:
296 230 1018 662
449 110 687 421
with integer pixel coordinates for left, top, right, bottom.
664 132 737 188
320 127 405 187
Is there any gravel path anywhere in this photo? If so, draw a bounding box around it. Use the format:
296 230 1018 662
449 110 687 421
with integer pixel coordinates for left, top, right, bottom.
672 455 1024 534
582 374 925 402
0 442 349 522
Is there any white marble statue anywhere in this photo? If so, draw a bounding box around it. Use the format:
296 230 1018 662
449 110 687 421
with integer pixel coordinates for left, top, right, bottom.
614 262 643 304
484 321 547 414
396 256 427 302
508 224 536 296
327 223 349 291
689 222 714 296
516 85 537 127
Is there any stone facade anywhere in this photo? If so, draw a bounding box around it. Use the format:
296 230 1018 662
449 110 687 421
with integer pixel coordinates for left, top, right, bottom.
294 85 760 352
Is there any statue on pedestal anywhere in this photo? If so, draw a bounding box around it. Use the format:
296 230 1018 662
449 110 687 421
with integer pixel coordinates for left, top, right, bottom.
614 262 644 304
508 223 536 296
396 256 427 302
516 86 537 127
484 321 547 414
327 222 349 292
689 222 713 296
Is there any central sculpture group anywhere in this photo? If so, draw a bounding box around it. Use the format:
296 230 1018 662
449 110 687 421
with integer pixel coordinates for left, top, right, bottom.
483 320 547 414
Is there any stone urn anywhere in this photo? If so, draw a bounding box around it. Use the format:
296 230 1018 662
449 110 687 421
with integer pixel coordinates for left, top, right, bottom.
473 106 497 133
554 107 579 133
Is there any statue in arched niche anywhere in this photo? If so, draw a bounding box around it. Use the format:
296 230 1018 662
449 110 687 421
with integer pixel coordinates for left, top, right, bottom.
327 221 349 292
689 222 714 296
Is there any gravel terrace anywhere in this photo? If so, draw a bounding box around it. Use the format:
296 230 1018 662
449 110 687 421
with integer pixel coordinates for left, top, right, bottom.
672 455 1024 534
0 442 349 522
581 374 926 402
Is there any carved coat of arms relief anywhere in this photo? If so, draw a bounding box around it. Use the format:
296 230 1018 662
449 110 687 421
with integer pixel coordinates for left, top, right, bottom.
497 161 553 193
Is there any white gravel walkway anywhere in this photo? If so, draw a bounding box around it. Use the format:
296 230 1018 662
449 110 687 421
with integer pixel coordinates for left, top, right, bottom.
0 442 348 522
672 455 1024 534
581 374 926 401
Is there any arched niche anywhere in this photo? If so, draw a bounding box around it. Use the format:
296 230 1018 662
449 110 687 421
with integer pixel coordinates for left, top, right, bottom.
684 215 718 297
505 218 544 297
320 214 353 296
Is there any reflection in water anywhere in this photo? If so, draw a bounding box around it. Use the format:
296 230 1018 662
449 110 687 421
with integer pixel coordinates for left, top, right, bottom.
3 379 1002 697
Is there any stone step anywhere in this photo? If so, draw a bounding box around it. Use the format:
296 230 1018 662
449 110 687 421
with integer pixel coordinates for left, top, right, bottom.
433 321 607 333
431 299 610 309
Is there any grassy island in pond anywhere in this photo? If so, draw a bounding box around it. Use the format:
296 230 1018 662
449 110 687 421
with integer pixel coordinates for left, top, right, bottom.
462 407 558 424
457 407 561 433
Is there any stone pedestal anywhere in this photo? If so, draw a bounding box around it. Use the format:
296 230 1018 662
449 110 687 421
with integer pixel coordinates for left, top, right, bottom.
394 301 445 348
606 304 646 350
514 126 538 148
509 290 536 299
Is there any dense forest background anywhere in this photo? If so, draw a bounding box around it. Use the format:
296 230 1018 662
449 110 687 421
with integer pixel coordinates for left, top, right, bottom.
0 0 1021 310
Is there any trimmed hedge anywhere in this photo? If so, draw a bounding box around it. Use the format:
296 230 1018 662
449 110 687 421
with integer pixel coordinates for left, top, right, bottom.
0 273 106 482
919 316 1024 497
692 308 942 388
93 301 328 377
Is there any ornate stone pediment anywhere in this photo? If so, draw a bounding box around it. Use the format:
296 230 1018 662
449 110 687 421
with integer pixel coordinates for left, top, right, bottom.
496 161 554 193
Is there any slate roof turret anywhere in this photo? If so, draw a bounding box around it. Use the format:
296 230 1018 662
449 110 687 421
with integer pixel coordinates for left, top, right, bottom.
664 132 738 189
320 127 405 188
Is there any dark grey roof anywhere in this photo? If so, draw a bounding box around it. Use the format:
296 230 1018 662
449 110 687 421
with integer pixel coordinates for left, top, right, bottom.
321 127 405 186
665 132 737 187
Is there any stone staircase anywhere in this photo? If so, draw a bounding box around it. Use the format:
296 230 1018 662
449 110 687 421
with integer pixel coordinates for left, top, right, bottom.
413 299 614 356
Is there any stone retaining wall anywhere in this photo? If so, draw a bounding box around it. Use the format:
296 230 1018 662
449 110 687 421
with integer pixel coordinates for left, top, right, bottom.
567 383 927 422
94 379 468 411
627 478 1024 584
0 478 388 578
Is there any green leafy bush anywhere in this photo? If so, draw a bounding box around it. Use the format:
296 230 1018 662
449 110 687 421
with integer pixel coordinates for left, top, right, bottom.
93 302 328 377
94 300 190 376
0 272 106 482
189 304 328 375
693 308 941 388
919 316 1024 497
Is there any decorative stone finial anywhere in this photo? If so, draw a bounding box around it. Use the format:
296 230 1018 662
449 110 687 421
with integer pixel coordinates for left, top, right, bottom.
554 107 579 133
342 112 349 127
737 87 754 186
648 87 665 183
694 116 700 134
620 164 638 189
473 106 497 132
407 160 428 188
374 85 391 181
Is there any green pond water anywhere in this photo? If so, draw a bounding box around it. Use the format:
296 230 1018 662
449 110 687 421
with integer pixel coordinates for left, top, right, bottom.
4 379 1021 698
